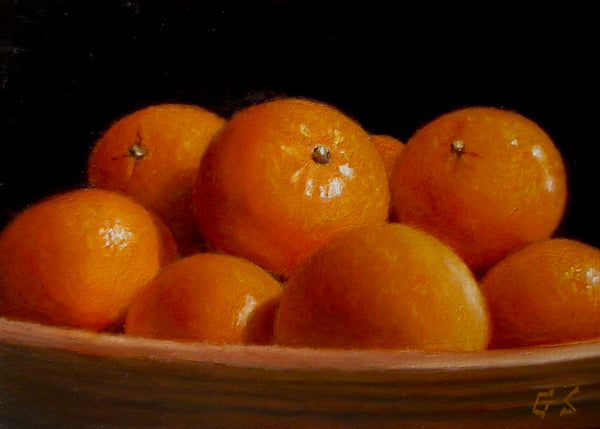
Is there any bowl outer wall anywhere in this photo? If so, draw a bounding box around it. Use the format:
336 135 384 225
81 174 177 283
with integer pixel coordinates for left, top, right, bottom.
2 317 600 428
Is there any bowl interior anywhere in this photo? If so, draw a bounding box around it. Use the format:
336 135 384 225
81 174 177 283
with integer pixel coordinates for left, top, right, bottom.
2 315 600 371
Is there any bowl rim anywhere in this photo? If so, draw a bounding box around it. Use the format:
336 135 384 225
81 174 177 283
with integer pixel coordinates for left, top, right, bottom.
2 316 600 372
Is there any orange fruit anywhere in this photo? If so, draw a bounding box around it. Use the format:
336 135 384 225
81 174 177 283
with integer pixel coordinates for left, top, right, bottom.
481 238 600 349
0 188 178 331
193 97 390 277
124 253 282 344
390 106 567 274
87 103 226 255
370 134 404 181
273 223 490 351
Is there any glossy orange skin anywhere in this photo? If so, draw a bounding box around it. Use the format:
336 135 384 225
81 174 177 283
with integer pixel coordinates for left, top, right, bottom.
273 223 490 351
0 188 178 331
370 134 404 181
481 238 600 349
390 106 567 274
193 97 390 276
88 103 226 255
124 253 283 344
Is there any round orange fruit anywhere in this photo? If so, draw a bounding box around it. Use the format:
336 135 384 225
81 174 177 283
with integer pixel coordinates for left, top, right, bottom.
193 97 390 277
370 134 404 182
0 188 178 331
390 106 567 274
481 238 600 348
124 253 282 344
87 103 226 255
273 223 490 351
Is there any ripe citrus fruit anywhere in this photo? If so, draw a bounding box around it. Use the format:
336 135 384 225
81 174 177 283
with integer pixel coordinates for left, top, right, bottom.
87 103 226 255
124 253 283 344
389 106 567 274
0 188 178 331
193 97 390 277
273 223 490 351
481 238 600 348
370 134 404 181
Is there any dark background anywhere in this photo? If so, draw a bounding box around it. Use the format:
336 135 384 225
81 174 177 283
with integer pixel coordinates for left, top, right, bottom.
1 1 599 246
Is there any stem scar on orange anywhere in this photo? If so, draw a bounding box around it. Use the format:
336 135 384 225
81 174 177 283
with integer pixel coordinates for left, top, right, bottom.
193 97 390 277
124 253 282 345
87 103 226 255
389 106 567 274
0 188 178 331
273 223 490 351
481 238 600 349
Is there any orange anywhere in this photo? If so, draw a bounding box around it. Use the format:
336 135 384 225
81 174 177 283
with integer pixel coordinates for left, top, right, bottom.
124 253 282 344
390 106 567 274
193 97 390 277
87 103 226 255
481 238 600 349
0 188 178 331
370 134 404 181
273 223 490 351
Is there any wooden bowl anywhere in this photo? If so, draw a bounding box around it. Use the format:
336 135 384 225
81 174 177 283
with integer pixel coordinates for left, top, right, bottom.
2 316 600 428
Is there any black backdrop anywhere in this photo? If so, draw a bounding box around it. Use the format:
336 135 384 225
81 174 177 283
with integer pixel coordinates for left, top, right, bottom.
1 1 599 247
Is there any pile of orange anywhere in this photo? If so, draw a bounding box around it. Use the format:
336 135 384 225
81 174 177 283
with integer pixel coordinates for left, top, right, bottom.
2 96 599 352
